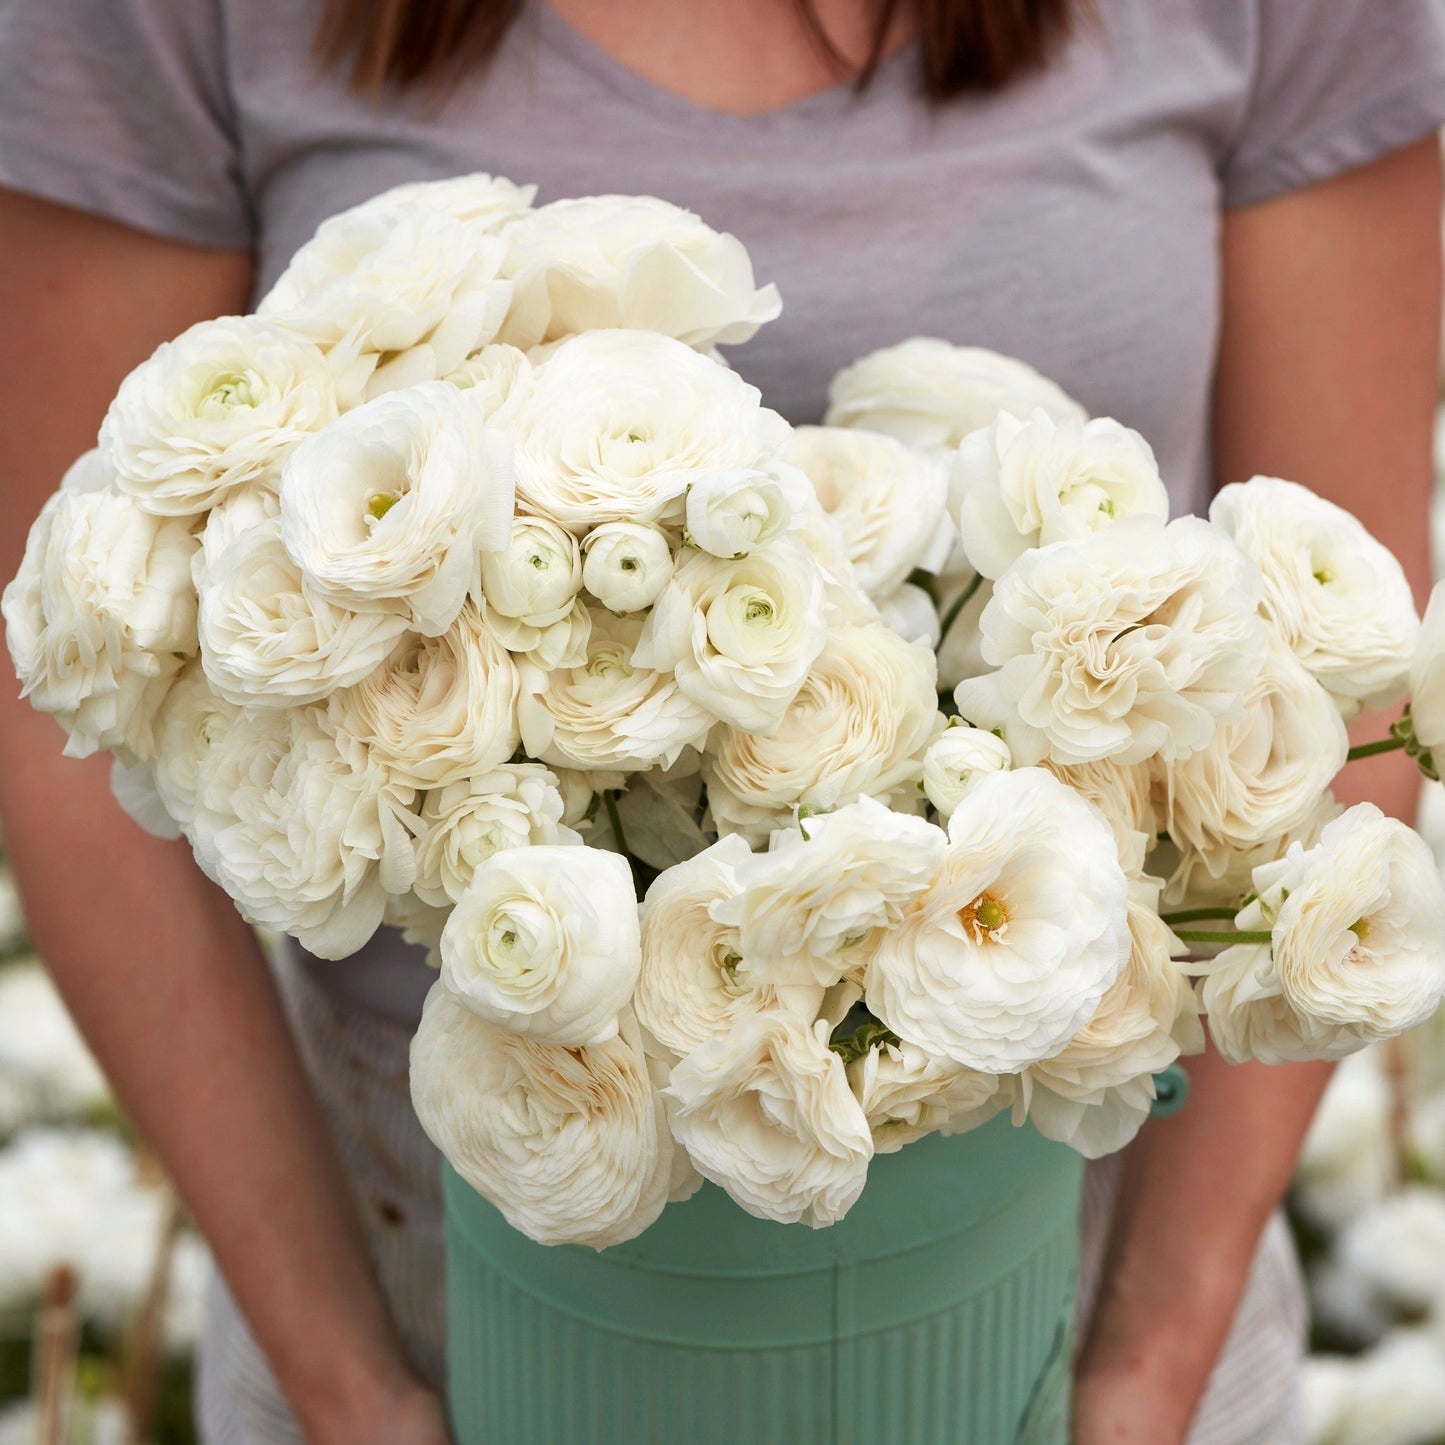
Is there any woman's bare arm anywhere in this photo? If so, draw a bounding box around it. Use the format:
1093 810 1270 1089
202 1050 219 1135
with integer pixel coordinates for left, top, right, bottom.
1073 135 1442 1442
0 190 448 1445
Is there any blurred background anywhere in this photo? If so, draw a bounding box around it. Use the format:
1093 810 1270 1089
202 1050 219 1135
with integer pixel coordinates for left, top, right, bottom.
5 219 1445 1445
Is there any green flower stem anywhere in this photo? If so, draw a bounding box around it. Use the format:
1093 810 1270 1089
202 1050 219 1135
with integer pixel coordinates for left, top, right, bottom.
603 790 629 857
1160 908 1241 925
937 572 984 648
1346 736 1408 762
1172 929 1273 945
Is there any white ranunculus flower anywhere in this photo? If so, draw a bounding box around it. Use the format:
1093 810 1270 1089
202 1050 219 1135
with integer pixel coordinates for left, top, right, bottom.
441 343 533 425
1294 1050 1395 1229
1268 806 1445 1049
953 516 1266 766
143 662 241 831
439 843 640 1047
109 756 181 840
187 708 418 959
1018 876 1202 1157
478 515 582 626
99 317 339 517
866 768 1130 1073
703 623 940 842
683 467 793 559
781 427 956 596
412 765 580 909
326 602 520 791
874 583 942 648
953 411 1169 580
518 609 714 772
491 594 594 669
199 482 282 555
346 172 535 231
3 482 198 761
411 987 671 1249
633 537 828 734
259 204 514 393
580 522 674 612
1158 631 1348 899
713 797 947 990
1203 805 1445 1062
509 330 788 528
196 519 410 706
824 338 1086 451
497 194 780 351
1210 476 1419 716
280 382 514 636
664 1011 874 1227
1041 756 1159 874
634 836 823 1058
921 725 1011 821
1409 579 1445 752
847 1039 1008 1154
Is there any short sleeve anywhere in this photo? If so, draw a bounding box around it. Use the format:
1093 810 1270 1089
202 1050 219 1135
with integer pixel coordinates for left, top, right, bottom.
1222 0 1445 209
0 0 253 248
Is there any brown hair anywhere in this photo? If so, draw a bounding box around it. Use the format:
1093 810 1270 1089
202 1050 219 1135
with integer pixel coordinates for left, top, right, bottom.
317 0 1082 100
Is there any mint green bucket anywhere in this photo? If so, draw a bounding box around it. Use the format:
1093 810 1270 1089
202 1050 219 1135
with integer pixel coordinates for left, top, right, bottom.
443 1114 1082 1445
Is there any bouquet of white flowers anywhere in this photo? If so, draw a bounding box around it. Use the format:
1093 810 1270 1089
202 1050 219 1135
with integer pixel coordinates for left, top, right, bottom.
7 173 1445 1252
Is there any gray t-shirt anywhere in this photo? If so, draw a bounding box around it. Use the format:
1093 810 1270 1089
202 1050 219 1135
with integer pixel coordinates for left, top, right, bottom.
4 0 1445 1020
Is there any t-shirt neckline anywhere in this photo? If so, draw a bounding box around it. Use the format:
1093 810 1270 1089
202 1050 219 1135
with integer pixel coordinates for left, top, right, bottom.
531 1 918 131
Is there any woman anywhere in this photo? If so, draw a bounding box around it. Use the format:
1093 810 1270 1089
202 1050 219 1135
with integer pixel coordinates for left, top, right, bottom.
0 1 1441 1440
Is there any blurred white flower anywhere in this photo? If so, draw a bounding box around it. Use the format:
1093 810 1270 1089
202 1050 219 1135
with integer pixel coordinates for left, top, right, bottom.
1409 579 1445 754
0 962 108 1129
1336 1186 1445 1316
1294 1049 1395 1229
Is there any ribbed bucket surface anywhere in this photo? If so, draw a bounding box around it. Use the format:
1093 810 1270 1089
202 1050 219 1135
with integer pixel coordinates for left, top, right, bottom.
445 1114 1081 1445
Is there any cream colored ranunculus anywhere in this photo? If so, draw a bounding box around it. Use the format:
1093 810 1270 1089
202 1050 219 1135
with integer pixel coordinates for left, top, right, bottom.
411 987 671 1248
920 725 1011 822
633 537 828 734
100 316 339 517
508 330 788 528
703 622 940 842
580 522 674 613
953 516 1266 766
441 343 533 425
1211 476 1419 716
953 411 1169 580
1019 876 1202 1156
847 1039 1008 1153
683 467 794 559
713 797 946 990
346 172 535 231
1158 629 1347 899
1409 580 1445 752
824 338 1086 451
3 480 198 761
518 609 714 773
259 203 514 394
478 515 582 626
664 1011 874 1227
439 843 640 1047
279 382 514 636
634 836 823 1058
196 519 410 707
412 765 579 909
326 602 521 791
497 194 780 351
782 426 956 597
866 768 1130 1073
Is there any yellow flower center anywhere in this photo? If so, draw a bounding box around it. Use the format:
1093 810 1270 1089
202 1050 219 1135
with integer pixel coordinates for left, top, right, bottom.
959 891 1009 945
